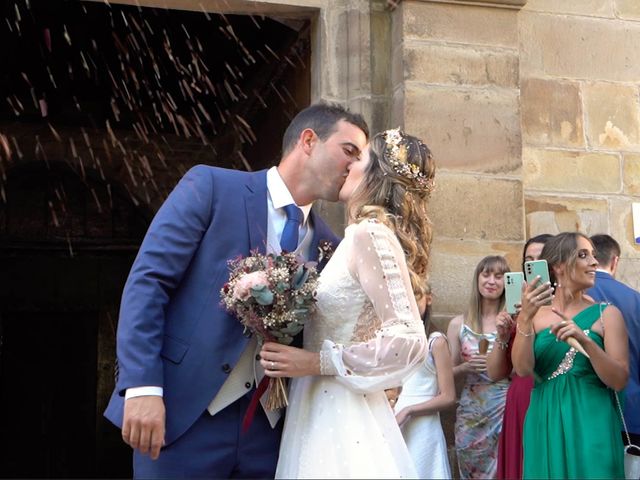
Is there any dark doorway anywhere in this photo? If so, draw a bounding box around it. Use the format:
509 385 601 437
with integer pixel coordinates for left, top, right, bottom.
1 310 99 477
0 164 148 478
0 255 139 478
0 0 312 477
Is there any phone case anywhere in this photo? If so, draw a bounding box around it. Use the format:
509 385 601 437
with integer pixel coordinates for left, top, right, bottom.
524 259 552 305
505 272 524 315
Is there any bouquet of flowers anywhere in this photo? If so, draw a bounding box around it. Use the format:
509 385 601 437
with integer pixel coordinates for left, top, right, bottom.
221 250 319 410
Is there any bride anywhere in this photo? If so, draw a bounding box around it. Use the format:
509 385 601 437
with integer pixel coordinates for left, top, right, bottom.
259 128 436 478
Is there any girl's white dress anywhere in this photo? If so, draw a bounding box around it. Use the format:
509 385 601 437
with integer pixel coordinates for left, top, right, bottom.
395 332 453 479
275 220 427 479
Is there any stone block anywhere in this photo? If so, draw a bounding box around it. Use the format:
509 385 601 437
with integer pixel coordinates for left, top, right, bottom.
348 96 390 137
524 0 614 17
609 197 640 259
616 259 640 291
523 148 621 193
404 84 521 173
391 1 405 59
319 7 349 101
402 43 519 89
623 154 640 195
520 78 585 148
429 173 523 241
371 2 392 96
429 239 523 316
524 195 609 236
390 87 406 127
615 0 640 21
583 82 640 151
402 1 519 47
391 42 404 92
520 12 640 82
346 5 372 98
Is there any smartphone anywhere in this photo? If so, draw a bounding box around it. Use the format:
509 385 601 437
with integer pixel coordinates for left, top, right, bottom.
505 272 524 315
524 259 552 305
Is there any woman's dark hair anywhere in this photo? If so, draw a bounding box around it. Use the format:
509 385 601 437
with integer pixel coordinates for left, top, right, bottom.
521 233 554 271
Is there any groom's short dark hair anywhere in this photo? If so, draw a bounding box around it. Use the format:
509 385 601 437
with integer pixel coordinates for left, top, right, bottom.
281 102 369 156
590 234 620 266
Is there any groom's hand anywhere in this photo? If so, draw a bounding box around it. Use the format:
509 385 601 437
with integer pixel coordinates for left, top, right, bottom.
122 395 166 460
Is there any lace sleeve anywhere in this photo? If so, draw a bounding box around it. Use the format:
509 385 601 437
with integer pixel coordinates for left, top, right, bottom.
319 220 427 393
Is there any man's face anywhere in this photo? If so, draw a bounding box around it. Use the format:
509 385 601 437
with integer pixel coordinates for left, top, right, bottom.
309 119 368 202
338 146 370 203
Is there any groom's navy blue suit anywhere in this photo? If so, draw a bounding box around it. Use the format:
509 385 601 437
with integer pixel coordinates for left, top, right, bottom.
104 165 339 476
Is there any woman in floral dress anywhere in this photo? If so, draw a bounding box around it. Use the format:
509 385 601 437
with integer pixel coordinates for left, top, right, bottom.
447 256 511 479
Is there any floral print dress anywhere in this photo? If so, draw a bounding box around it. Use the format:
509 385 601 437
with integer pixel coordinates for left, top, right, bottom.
454 324 509 479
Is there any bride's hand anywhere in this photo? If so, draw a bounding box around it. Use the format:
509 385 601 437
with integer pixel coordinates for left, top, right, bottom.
259 342 321 378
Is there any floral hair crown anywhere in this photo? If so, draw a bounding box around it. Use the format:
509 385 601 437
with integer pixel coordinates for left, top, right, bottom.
382 128 433 193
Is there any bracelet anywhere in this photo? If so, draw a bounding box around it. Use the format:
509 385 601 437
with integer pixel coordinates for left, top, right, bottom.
496 338 509 350
516 324 534 337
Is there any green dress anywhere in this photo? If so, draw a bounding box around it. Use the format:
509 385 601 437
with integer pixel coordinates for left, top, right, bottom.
523 303 625 479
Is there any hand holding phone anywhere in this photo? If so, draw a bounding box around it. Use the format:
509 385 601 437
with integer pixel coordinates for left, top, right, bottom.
524 260 552 305
505 272 524 314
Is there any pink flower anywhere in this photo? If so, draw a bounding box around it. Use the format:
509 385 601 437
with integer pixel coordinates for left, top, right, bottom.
233 271 270 301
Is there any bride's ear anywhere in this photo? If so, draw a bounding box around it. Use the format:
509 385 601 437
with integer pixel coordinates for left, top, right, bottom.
552 263 565 282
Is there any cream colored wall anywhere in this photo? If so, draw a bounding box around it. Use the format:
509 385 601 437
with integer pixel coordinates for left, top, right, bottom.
520 0 640 290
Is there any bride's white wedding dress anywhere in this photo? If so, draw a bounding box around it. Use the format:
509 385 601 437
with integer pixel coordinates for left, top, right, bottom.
275 219 427 479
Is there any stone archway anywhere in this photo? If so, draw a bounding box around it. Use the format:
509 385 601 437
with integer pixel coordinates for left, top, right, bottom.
0 163 148 478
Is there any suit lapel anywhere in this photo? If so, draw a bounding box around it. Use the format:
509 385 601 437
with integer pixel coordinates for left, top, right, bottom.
244 171 269 254
308 210 322 262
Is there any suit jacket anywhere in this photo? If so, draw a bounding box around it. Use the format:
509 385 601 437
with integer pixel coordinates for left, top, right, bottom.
104 165 340 445
588 270 640 434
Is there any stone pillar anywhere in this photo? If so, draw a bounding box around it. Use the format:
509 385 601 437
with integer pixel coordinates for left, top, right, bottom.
391 0 525 326
310 0 383 228
520 0 640 289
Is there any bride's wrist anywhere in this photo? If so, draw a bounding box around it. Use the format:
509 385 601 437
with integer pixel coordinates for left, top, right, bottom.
309 352 321 376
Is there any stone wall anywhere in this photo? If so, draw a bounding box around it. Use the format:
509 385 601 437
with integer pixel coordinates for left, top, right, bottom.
391 1 524 328
386 0 640 317
520 0 640 289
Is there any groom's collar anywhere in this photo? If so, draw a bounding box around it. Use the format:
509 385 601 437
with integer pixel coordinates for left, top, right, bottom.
267 166 312 223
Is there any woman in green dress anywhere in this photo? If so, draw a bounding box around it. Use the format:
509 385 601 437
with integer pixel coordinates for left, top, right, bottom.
512 232 628 479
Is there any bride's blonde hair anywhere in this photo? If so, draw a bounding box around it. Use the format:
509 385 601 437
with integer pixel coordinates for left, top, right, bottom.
347 129 435 302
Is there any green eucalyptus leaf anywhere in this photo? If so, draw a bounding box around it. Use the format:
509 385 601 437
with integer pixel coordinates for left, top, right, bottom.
251 285 274 305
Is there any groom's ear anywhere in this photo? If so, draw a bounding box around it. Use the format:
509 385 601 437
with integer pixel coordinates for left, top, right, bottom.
300 128 317 155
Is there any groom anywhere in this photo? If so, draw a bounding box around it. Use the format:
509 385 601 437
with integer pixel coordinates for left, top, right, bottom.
104 102 369 478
